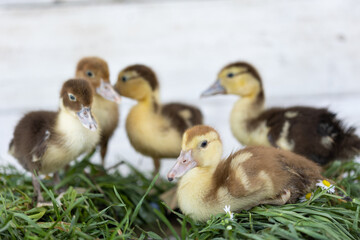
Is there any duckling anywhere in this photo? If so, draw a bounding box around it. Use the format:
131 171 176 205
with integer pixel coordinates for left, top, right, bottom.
9 79 100 203
201 62 360 166
76 57 121 165
167 125 324 222
114 64 203 172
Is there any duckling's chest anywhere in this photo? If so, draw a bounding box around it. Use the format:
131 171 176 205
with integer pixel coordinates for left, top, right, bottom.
40 112 100 174
125 104 182 157
177 172 212 220
177 169 232 221
92 96 119 135
230 102 270 147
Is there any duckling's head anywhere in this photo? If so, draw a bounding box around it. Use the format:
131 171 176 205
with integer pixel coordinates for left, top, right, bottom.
115 64 159 101
201 62 264 99
60 79 98 131
76 57 121 104
167 125 223 181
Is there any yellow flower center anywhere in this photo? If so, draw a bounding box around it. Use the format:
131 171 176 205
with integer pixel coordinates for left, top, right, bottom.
305 193 312 200
322 180 331 187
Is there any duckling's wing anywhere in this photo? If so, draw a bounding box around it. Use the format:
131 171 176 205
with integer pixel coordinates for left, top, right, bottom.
248 107 286 146
225 147 323 203
272 149 324 203
30 129 51 162
13 111 57 165
255 107 360 165
161 103 203 134
288 107 360 164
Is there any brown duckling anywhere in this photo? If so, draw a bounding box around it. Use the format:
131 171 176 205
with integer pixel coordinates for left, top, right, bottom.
76 57 121 165
9 79 100 203
167 125 324 222
114 64 203 172
201 62 360 166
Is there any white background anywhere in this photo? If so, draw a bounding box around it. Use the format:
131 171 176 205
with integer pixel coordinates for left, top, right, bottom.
1 0 359 176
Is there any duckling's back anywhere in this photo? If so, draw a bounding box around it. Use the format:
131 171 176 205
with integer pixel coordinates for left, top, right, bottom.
9 111 57 172
251 107 360 165
161 103 203 134
256 147 323 202
215 146 323 204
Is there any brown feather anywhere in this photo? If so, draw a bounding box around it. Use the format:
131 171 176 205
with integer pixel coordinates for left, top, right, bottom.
248 106 360 165
60 79 94 111
161 103 203 135
209 146 322 202
184 125 218 146
122 64 158 90
76 57 110 80
10 111 58 172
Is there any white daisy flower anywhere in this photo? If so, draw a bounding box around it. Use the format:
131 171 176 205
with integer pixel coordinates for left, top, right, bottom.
299 192 313 202
316 179 335 194
223 205 234 220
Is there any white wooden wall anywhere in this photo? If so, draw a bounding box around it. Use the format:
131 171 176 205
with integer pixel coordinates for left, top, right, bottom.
1 0 359 174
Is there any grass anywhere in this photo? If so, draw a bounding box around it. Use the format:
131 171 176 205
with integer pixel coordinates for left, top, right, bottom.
0 155 359 240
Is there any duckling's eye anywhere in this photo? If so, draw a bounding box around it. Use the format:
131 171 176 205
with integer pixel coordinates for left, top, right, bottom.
200 140 208 148
86 71 94 78
227 73 234 78
122 76 127 82
68 93 76 102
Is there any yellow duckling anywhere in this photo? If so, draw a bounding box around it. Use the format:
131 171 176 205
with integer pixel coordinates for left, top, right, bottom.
167 125 324 222
201 62 360 166
114 64 203 172
76 57 121 165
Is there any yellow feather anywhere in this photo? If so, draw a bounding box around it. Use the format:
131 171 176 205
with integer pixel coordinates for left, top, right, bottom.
126 100 182 158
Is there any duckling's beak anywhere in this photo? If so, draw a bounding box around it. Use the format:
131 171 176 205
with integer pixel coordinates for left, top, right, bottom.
77 106 98 131
96 79 121 104
201 80 226 97
167 150 197 181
